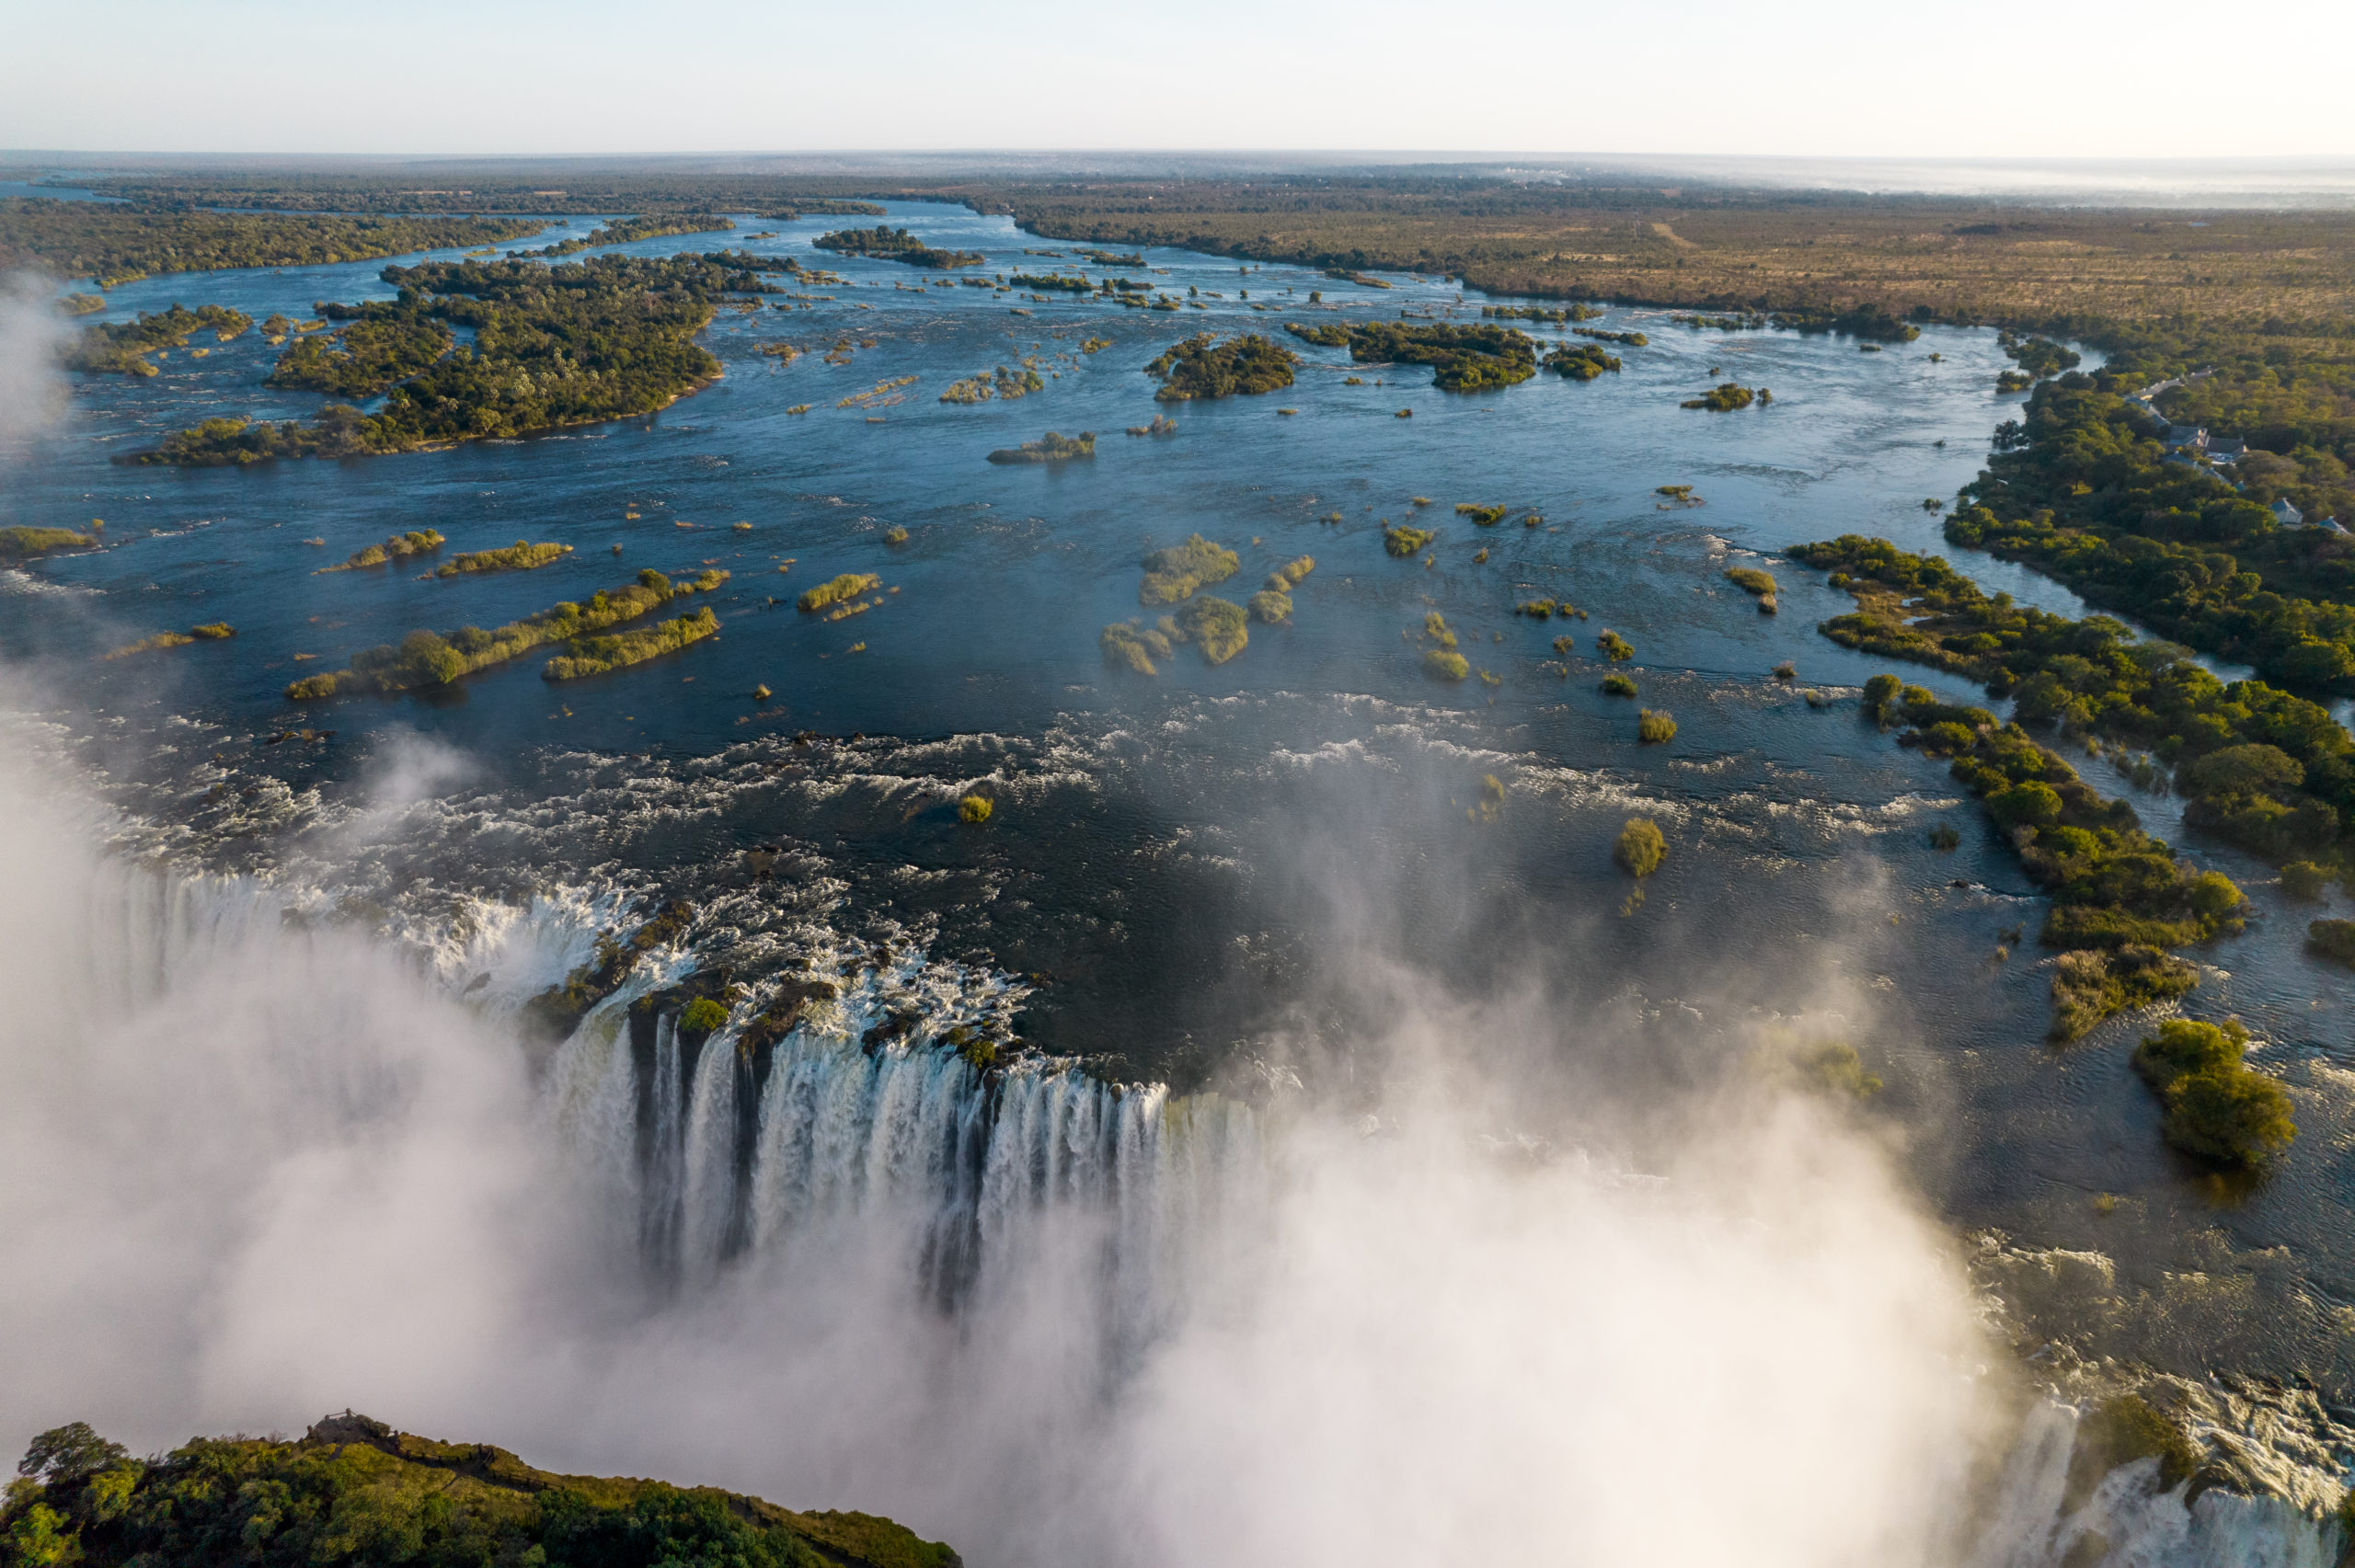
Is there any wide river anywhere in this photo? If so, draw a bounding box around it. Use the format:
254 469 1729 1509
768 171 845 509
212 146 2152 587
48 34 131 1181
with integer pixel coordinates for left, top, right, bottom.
6 200 2351 1405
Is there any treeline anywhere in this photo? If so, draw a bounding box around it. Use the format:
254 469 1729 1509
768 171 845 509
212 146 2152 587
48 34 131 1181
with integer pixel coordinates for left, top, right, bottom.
1283 320 1535 390
128 252 772 464
0 199 545 284
511 213 734 258
1793 534 2355 875
813 227 984 268
63 304 249 375
266 306 452 395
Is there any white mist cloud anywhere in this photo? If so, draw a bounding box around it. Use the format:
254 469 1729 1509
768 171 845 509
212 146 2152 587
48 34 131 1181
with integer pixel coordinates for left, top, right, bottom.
0 274 73 460
0 700 2010 1568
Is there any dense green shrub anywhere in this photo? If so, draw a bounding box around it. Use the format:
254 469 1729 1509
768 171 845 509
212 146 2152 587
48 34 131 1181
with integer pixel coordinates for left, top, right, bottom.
2131 1018 2296 1165
1614 818 1667 876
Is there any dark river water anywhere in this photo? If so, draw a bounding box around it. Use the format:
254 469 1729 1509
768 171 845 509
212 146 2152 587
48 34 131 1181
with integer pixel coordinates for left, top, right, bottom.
6 201 2351 1399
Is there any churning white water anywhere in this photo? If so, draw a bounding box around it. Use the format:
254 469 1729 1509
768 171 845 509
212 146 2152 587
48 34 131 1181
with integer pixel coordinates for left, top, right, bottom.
0 732 2344 1568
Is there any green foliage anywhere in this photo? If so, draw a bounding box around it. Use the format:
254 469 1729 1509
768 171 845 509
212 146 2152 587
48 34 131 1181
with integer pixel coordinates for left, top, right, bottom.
1423 648 1470 681
1139 534 1239 604
132 252 769 464
189 623 234 640
1285 320 1537 391
1576 327 1648 346
1173 596 1248 664
267 310 453 396
942 363 1046 403
1144 333 1298 401
2071 1395 2201 1496
1383 524 1435 557
1614 818 1667 876
2280 859 2331 898
0 527 93 559
1100 620 1171 676
678 998 729 1037
512 213 734 259
0 199 543 284
1544 342 1622 380
1725 566 1777 597
65 303 250 375
321 530 444 572
1637 708 1677 743
1596 630 1634 661
0 1414 950 1568
1790 1039 1882 1098
985 429 1095 464
436 540 570 577
1455 503 1508 525
958 795 993 823
1681 382 1759 412
1602 672 1637 697
1248 589 1292 623
2308 918 2355 966
543 608 720 680
812 226 983 268
2132 1018 2296 1164
798 573 882 612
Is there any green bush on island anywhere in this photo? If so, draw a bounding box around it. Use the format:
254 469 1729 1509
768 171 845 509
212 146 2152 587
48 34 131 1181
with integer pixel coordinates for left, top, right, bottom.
289 567 726 699
1125 414 1178 437
1481 303 1601 324
1516 600 1559 618
1384 524 1435 557
1638 709 1678 743
543 607 719 681
1424 648 1470 681
1455 502 1508 525
1726 566 1778 597
678 997 730 1037
943 363 1047 404
2278 860 2330 898
437 540 570 578
1100 619 1173 675
812 226 984 268
1545 343 1622 380
1602 672 1638 697
189 622 234 639
1283 320 1536 392
513 214 736 260
1145 333 1298 401
0 526 94 559
1597 631 1635 661
1614 818 1668 876
1682 382 1760 412
1784 1038 1883 1099
2308 919 2355 966
986 429 1095 464
57 292 105 315
1997 369 2036 393
65 303 250 376
798 573 881 612
1248 589 1292 623
268 309 453 396
1271 555 1315 586
1576 327 1648 346
102 632 194 659
958 795 994 823
2132 1018 2296 1165
0 1413 955 1568
1008 272 1092 292
1139 534 1239 604
1173 595 1249 664
321 530 444 572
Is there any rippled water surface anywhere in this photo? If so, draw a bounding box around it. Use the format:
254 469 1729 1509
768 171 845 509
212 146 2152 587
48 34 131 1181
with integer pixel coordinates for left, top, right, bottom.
6 201 2351 1394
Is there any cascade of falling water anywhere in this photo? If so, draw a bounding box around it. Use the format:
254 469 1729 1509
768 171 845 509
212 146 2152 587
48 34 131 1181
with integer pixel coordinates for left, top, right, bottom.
679 1026 739 1282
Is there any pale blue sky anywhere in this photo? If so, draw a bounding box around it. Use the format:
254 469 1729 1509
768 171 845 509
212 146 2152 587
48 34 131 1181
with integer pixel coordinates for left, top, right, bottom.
4 0 2348 159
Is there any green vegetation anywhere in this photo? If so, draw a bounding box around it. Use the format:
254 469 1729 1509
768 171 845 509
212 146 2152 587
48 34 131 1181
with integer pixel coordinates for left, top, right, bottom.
1997 369 2036 393
1480 303 1600 323
1545 342 1622 380
523 898 698 1041
678 997 731 1037
986 429 1095 464
798 572 882 612
1793 536 2355 876
1656 484 1700 505
1638 708 1678 743
267 309 453 396
321 530 444 572
0 1413 954 1568
0 526 93 559
2005 332 2083 379
2071 1395 2202 1498
884 526 910 545
1515 599 1562 618
812 226 984 268
0 199 543 285
1682 382 1761 412
1140 534 1239 604
1456 503 1508 525
190 622 234 640
1270 555 1315 586
1614 818 1667 876
437 540 570 578
1249 589 1292 623
941 363 1046 403
103 632 193 659
1384 524 1435 557
1145 333 1298 400
1725 566 1778 597
1126 414 1178 436
543 608 718 680
1285 320 1536 391
131 252 768 464
959 795 994 823
1008 272 1093 292
288 567 725 699
1576 327 1648 346
65 304 250 375
1597 630 1634 660
1172 595 1249 664
512 213 733 258
1425 649 1470 681
57 292 104 315
1080 336 1113 352
2132 1018 2296 1165
1100 619 1173 675
1602 672 1637 697
2308 918 2355 965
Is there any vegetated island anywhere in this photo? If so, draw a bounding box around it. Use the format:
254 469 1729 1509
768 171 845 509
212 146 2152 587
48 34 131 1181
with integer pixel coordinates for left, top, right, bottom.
102 623 234 659
124 252 778 464
1545 342 1622 380
1682 382 1769 411
812 226 985 269
1384 523 1435 557
2133 1018 2296 1166
510 213 734 258
1139 533 1239 603
941 361 1045 403
0 199 546 286
436 540 571 577
64 304 250 375
1419 611 1468 681
318 530 444 572
267 304 454 396
1725 565 1779 612
1144 333 1297 401
287 568 725 699
986 430 1095 464
0 526 97 560
544 607 718 681
1285 321 1535 391
0 1413 958 1568
798 573 883 619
